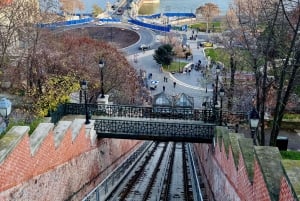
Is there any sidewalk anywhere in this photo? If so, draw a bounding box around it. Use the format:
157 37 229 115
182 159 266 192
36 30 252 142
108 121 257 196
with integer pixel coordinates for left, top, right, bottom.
235 124 300 151
129 31 300 152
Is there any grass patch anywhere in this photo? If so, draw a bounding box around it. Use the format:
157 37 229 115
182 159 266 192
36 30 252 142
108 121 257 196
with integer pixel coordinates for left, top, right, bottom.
163 61 188 72
4 118 45 136
205 48 230 66
190 21 222 32
283 113 300 120
204 48 254 72
281 151 300 160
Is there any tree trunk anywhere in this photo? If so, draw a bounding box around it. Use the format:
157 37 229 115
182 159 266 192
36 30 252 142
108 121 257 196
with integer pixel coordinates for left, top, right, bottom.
270 15 300 145
228 55 236 111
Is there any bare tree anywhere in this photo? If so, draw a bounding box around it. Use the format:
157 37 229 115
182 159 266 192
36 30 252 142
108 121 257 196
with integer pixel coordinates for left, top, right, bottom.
59 0 84 16
196 3 220 32
229 0 300 145
267 1 300 146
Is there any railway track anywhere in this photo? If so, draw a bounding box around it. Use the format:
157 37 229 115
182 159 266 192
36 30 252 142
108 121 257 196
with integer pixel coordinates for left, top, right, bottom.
83 141 207 201
105 142 197 201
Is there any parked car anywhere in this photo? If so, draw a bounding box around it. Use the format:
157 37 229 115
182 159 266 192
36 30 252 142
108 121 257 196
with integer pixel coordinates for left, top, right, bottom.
149 80 159 90
96 21 104 26
132 25 140 30
139 44 150 51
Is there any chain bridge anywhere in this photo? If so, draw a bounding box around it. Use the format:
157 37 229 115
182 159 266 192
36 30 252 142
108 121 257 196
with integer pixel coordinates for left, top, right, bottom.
52 103 247 143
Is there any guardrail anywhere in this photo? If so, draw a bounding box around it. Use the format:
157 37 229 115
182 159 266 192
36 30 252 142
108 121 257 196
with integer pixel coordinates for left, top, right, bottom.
49 103 248 124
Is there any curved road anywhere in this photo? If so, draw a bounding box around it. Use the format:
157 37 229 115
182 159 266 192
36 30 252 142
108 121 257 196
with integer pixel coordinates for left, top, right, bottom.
124 26 214 108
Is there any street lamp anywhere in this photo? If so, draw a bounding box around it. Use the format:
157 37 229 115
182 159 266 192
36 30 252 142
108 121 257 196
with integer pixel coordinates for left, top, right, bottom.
99 59 105 98
214 65 221 105
249 108 259 143
219 87 225 126
80 80 90 124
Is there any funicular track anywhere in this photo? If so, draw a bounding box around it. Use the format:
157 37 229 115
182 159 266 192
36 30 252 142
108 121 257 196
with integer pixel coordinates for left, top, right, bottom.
103 142 197 201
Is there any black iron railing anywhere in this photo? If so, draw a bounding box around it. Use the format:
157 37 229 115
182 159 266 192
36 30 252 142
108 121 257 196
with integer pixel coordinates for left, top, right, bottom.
50 103 248 124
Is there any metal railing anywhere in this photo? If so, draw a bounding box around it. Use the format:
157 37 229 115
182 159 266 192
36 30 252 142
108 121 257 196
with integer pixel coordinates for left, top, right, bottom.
50 103 248 124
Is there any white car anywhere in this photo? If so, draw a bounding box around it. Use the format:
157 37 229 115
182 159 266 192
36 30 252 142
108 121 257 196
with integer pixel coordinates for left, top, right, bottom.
96 22 105 26
132 25 140 30
139 44 150 51
149 80 159 90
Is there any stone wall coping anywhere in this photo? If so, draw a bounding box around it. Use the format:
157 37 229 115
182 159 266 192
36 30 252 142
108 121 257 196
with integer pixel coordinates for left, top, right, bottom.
54 121 72 148
239 137 255 182
228 132 243 168
70 119 85 141
254 146 284 201
217 126 299 200
0 126 29 164
30 123 54 156
281 160 300 199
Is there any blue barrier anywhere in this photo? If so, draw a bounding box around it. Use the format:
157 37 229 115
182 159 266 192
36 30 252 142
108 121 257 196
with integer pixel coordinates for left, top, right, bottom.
99 18 121 23
129 19 171 32
39 17 94 29
139 13 195 19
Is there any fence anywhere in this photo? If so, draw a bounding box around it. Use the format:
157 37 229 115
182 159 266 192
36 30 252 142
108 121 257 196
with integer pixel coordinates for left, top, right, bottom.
49 103 248 125
39 17 93 29
128 19 171 32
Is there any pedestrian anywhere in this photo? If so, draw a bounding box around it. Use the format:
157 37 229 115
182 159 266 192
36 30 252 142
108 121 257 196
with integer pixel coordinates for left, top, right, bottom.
165 77 168 82
163 85 165 92
173 82 176 88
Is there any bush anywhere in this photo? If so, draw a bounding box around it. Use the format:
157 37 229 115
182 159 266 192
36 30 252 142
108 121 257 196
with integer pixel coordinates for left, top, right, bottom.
4 118 45 135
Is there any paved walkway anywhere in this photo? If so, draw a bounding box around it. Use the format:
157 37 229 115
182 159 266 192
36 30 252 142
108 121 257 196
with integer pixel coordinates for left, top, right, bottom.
128 29 300 151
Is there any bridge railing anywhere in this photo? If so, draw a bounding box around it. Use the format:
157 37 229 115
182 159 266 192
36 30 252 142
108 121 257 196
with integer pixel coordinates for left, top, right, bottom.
50 103 247 124
61 103 216 121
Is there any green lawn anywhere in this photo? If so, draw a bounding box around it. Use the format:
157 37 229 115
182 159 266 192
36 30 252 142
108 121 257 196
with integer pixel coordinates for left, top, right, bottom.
190 22 222 32
281 151 300 160
163 61 188 72
204 48 254 72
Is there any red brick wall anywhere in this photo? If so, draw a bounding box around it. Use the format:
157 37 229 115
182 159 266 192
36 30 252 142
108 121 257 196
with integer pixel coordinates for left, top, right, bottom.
279 178 296 201
194 135 296 201
0 123 141 200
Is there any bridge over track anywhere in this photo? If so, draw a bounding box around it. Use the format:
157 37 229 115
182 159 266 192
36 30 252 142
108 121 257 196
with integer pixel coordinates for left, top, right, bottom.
52 103 247 143
94 117 215 143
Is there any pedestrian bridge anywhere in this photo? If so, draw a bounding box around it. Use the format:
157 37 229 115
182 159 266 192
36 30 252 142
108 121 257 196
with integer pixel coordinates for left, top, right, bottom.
52 103 246 143
94 117 215 143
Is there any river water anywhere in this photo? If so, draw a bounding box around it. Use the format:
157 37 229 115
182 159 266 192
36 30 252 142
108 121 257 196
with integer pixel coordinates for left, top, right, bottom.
81 0 231 15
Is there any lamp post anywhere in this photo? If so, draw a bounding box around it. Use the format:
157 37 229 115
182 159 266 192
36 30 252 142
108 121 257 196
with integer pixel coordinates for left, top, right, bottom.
214 65 221 105
99 59 105 98
249 108 259 144
219 87 225 126
80 80 90 124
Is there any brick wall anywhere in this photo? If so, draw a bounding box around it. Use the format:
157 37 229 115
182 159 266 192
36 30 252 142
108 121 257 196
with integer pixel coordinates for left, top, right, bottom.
193 127 298 201
0 120 141 200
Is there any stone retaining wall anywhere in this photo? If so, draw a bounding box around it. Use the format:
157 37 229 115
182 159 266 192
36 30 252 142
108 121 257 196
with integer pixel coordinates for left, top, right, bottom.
193 126 299 201
0 119 141 200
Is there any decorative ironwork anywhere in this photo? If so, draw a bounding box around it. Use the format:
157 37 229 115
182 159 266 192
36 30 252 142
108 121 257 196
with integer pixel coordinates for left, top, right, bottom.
50 103 248 125
94 119 215 143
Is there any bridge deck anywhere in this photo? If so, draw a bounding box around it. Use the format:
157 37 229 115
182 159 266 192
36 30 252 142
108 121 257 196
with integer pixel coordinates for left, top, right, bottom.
94 117 215 143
